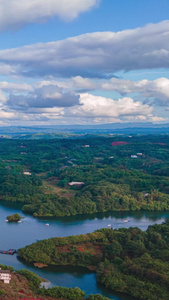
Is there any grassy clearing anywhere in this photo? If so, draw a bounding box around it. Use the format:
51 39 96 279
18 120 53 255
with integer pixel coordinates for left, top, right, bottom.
42 179 76 199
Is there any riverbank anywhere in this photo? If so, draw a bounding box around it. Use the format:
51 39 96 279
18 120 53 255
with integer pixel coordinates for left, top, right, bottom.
0 267 111 300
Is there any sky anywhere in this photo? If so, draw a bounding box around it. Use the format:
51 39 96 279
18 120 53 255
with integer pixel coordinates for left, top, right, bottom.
0 0 169 126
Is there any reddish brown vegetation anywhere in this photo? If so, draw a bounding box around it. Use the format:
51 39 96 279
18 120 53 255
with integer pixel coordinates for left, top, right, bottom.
57 242 102 256
0 273 60 300
77 243 102 256
111 141 129 146
57 245 72 254
23 298 43 300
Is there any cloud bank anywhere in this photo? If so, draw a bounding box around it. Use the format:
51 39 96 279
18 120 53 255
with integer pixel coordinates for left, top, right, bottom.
7 85 80 110
0 0 99 31
0 20 168 125
32 76 169 106
0 81 162 125
0 76 167 125
0 21 168 77
101 77 169 105
71 94 153 119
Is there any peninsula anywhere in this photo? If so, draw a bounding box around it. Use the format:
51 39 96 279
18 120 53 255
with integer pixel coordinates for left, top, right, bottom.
18 220 169 300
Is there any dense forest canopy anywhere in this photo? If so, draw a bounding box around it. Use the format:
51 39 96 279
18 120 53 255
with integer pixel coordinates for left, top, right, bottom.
18 220 169 300
0 134 169 216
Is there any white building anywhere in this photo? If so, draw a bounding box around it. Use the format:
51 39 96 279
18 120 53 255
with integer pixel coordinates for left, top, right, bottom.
68 182 84 186
0 269 11 284
23 171 31 175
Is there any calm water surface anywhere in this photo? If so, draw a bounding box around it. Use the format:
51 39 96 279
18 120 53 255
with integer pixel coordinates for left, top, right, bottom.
0 201 169 300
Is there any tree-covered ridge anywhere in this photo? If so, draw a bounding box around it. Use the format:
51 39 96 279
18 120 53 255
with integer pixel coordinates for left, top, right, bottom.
18 221 169 300
0 135 169 216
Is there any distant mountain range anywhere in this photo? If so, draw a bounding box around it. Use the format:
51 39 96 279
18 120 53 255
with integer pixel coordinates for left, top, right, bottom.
0 122 169 138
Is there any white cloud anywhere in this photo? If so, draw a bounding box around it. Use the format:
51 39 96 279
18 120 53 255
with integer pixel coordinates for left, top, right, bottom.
0 92 164 125
147 78 169 104
0 82 161 124
0 90 6 103
71 76 96 90
0 0 99 31
0 75 168 125
0 21 168 77
150 116 166 122
0 62 20 76
101 77 169 105
70 93 153 119
0 109 16 119
35 76 169 106
0 81 32 91
33 77 97 91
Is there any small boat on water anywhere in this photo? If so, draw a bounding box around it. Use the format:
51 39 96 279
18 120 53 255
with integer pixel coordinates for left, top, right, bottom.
18 220 22 223
45 223 49 226
0 249 17 255
107 224 111 227
5 220 8 222
124 220 128 223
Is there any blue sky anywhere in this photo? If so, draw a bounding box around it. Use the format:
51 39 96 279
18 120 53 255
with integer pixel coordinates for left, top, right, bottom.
1 0 169 48
0 0 169 126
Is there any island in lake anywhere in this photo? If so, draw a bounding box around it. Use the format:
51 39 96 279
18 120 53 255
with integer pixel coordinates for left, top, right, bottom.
6 213 21 222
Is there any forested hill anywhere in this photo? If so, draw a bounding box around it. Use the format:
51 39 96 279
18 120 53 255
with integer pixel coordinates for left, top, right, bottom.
0 135 169 216
18 221 169 300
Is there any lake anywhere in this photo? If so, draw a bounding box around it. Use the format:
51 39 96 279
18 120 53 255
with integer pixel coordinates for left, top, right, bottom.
0 201 169 300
